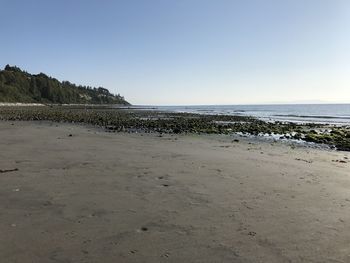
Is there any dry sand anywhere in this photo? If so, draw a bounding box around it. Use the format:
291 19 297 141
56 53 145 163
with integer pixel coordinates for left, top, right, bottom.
0 121 349 263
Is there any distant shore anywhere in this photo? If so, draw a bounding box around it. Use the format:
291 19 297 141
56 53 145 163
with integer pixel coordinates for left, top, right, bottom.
0 102 45 106
0 103 128 107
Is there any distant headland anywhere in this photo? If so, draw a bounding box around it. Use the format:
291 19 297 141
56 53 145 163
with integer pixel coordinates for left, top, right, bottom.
0 65 130 105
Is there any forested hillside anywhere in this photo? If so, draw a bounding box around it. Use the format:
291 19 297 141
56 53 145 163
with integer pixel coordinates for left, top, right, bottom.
0 65 129 104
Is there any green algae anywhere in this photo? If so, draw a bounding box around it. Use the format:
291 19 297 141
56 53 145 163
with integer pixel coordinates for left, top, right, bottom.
1 105 349 151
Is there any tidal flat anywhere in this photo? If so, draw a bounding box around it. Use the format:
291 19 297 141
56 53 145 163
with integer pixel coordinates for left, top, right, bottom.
0 105 350 151
0 120 349 263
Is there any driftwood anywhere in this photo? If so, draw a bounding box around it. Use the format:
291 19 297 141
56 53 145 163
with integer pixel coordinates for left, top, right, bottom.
0 168 19 173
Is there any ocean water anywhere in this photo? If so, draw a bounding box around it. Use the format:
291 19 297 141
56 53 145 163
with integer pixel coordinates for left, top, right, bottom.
137 104 350 125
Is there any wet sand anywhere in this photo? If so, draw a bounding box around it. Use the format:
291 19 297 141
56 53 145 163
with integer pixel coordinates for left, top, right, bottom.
0 121 349 263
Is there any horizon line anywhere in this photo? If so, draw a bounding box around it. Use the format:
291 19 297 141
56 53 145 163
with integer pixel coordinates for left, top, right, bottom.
135 102 350 107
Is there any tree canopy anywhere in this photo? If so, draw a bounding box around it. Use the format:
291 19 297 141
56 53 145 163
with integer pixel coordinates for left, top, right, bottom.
0 65 130 105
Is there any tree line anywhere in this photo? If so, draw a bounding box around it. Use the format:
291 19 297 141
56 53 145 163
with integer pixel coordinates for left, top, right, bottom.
0 65 129 105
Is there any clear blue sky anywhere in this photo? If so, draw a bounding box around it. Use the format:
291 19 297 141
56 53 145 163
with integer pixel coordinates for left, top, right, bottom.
1 0 349 105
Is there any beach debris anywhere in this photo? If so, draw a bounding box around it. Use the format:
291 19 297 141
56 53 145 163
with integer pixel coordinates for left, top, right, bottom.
242 201 253 210
0 168 18 173
248 231 256 236
68 134 73 137
161 252 170 258
162 184 169 187
12 188 20 192
332 159 347 163
295 158 313 163
141 227 148 232
232 139 239 142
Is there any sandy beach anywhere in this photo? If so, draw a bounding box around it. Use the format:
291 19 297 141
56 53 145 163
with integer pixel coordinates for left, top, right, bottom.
1 121 349 263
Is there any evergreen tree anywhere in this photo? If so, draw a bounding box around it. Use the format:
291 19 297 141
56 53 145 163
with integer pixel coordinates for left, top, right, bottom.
0 65 130 104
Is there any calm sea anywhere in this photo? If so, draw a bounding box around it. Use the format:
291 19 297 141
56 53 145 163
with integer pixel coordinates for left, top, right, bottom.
135 104 350 125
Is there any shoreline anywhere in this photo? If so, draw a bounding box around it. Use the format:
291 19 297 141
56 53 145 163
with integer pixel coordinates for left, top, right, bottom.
1 119 336 153
0 120 349 262
0 105 349 151
0 102 45 106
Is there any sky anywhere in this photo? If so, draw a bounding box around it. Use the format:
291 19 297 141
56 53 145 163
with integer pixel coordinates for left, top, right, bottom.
1 0 350 105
